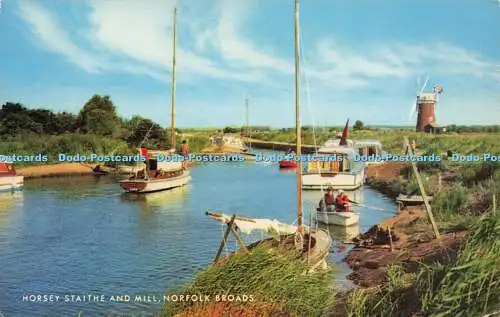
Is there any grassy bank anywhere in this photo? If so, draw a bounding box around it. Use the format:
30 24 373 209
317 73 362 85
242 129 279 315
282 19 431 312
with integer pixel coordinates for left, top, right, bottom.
341 159 500 316
345 212 499 317
163 245 335 317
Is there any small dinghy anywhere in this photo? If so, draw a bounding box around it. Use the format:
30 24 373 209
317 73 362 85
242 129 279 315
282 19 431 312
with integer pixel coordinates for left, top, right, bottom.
315 208 360 226
279 160 297 168
396 194 433 206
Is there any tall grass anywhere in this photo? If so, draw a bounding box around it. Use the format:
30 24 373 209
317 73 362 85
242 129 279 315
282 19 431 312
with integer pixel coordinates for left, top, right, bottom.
417 212 500 316
346 265 416 317
163 245 335 317
345 213 500 317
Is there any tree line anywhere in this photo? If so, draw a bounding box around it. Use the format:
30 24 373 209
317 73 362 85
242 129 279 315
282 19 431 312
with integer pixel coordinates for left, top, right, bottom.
0 95 176 149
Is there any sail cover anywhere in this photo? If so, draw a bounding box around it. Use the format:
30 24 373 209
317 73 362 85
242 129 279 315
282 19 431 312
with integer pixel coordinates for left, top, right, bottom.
208 213 299 235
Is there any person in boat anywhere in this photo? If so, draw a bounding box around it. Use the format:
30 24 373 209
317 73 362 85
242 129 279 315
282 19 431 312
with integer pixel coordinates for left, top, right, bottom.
181 140 189 157
335 190 351 212
318 186 336 211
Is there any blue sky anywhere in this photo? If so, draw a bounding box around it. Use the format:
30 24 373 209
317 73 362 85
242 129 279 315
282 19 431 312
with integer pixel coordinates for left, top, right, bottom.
0 0 499 127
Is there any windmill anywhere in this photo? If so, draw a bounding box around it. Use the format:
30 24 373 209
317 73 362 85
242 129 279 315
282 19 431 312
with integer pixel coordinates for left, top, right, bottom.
408 76 443 133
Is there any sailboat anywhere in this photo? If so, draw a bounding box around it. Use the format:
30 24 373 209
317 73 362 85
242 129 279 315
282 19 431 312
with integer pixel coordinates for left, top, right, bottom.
207 0 331 268
118 8 190 193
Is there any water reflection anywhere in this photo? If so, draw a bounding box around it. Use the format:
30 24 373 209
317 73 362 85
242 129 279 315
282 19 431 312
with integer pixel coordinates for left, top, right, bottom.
24 176 118 200
0 191 23 211
318 222 360 242
0 191 23 245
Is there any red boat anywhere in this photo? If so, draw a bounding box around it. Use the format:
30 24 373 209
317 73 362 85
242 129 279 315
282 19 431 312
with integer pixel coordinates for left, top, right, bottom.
279 160 297 168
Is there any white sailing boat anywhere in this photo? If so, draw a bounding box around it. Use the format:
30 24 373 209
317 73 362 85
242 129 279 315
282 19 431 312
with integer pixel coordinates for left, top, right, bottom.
119 8 190 193
207 0 331 268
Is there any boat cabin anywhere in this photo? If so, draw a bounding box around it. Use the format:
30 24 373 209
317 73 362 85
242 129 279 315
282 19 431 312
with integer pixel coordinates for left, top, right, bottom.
131 150 184 179
354 139 382 156
306 146 356 174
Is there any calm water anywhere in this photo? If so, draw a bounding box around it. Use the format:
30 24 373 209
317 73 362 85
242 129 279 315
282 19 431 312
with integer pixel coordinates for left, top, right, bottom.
0 159 395 317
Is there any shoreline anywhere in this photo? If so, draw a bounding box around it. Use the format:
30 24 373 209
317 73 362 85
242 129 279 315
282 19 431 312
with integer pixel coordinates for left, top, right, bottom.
17 163 97 179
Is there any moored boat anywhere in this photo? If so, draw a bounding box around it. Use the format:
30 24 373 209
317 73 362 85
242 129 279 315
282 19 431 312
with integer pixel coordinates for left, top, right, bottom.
315 210 360 226
0 157 24 192
207 212 332 268
279 160 297 168
396 193 434 206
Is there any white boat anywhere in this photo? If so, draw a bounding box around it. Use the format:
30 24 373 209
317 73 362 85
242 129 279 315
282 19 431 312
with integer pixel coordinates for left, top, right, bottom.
0 157 24 192
354 139 385 166
119 10 191 194
316 210 360 226
302 137 366 190
119 151 190 193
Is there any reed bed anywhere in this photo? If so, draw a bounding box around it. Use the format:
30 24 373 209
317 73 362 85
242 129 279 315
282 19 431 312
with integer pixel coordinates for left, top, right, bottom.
163 245 335 317
345 212 500 317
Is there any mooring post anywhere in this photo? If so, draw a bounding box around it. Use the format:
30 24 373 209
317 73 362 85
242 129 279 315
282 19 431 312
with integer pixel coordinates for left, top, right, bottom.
214 214 236 263
493 193 497 214
388 226 394 252
404 137 441 241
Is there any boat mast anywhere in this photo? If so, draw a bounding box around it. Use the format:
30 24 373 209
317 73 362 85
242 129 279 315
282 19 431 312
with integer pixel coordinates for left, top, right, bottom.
294 0 303 232
170 7 177 150
245 97 251 149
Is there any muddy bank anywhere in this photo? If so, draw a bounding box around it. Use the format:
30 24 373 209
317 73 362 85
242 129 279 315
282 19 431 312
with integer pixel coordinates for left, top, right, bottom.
345 207 467 287
17 163 96 179
346 163 467 287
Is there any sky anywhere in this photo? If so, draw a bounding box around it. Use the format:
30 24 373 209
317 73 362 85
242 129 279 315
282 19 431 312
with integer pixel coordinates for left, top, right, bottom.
0 0 499 128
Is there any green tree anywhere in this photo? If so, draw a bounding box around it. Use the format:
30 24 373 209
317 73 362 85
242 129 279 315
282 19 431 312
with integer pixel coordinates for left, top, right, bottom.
353 120 364 131
124 115 165 147
76 95 120 136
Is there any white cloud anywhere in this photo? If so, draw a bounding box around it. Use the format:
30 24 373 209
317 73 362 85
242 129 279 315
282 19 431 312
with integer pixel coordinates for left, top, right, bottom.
17 0 102 73
14 0 500 126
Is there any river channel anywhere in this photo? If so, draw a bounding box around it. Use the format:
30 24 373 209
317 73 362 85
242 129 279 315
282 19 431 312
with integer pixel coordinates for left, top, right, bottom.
0 157 396 316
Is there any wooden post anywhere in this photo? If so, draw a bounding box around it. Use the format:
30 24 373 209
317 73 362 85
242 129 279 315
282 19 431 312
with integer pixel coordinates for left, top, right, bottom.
214 215 236 263
404 137 441 241
493 193 497 214
438 172 442 192
230 226 250 254
388 226 393 252
307 211 313 265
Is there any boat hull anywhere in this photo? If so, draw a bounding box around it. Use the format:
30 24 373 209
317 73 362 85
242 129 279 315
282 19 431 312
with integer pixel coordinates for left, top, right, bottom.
316 211 359 226
279 160 297 168
0 176 24 192
119 172 190 193
302 169 365 190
